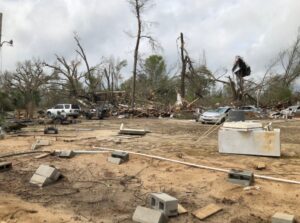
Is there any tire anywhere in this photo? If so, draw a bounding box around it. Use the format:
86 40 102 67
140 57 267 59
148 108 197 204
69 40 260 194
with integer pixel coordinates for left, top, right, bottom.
201 122 205 124
47 112 52 117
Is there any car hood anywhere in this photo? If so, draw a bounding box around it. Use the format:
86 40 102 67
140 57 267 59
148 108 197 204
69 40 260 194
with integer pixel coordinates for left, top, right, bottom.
201 112 221 117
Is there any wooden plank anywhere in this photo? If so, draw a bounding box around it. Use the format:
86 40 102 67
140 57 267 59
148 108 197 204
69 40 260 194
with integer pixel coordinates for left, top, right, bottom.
34 153 51 159
178 204 188 215
192 204 222 220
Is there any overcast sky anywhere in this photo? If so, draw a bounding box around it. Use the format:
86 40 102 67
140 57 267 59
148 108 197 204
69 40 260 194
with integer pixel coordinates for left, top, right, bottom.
0 0 300 81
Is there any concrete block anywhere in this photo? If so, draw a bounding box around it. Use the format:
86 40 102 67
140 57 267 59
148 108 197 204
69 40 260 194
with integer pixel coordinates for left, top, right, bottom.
107 157 122 165
218 124 281 157
30 164 60 187
0 162 12 172
272 212 295 223
111 151 129 162
31 139 50 150
150 193 178 217
132 206 168 223
228 169 254 186
30 174 52 187
58 150 75 158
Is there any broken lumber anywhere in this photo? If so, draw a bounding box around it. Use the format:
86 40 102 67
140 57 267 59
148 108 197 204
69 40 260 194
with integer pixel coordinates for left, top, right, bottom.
192 204 222 220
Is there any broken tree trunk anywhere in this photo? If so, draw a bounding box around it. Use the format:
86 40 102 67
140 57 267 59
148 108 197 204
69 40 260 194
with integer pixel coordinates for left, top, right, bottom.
180 32 186 98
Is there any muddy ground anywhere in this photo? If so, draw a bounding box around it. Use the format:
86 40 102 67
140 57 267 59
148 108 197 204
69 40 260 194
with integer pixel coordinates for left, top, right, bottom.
0 118 300 223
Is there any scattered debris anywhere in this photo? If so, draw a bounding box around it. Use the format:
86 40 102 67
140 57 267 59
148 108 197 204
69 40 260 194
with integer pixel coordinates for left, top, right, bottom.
44 127 58 134
31 139 51 150
177 204 188 215
132 206 168 223
0 161 12 172
272 212 295 223
58 150 75 158
30 164 61 187
119 123 149 135
192 204 222 220
256 162 266 170
228 169 254 186
219 121 281 157
150 193 178 217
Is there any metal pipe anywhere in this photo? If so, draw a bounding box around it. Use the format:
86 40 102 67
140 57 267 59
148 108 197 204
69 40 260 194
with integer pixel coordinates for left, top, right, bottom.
94 147 300 185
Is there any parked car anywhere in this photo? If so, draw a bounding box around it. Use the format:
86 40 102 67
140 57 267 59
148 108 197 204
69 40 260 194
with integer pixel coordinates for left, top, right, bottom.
47 104 81 118
199 106 231 124
238 105 260 113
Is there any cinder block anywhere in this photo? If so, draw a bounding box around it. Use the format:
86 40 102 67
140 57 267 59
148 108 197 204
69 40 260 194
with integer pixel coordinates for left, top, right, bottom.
111 151 129 162
30 174 52 187
31 139 50 150
228 169 254 186
150 193 178 217
107 157 122 165
132 206 168 223
30 164 60 187
44 127 58 134
58 150 75 158
272 212 295 223
0 162 12 172
35 165 60 181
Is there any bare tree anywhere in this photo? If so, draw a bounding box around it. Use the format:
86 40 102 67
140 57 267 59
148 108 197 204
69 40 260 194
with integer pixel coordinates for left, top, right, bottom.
279 32 300 87
44 56 83 98
74 34 101 100
128 0 159 110
4 59 54 118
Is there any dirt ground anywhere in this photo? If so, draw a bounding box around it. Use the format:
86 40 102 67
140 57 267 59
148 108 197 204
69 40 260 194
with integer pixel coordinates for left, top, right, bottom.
0 118 300 223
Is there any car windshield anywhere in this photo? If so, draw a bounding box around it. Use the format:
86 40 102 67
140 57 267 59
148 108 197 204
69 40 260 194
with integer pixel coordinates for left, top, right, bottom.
208 107 228 114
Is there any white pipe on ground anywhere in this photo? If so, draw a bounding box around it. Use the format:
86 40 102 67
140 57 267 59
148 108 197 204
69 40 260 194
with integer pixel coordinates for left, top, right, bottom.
93 147 300 185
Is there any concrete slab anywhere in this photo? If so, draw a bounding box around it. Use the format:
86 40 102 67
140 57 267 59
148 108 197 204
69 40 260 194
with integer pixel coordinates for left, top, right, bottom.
272 212 295 223
192 204 222 220
107 157 122 165
119 123 148 135
132 206 168 223
0 162 12 172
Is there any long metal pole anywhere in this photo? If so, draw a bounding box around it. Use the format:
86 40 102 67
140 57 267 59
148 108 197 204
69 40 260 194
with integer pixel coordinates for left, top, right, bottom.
0 13 2 44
